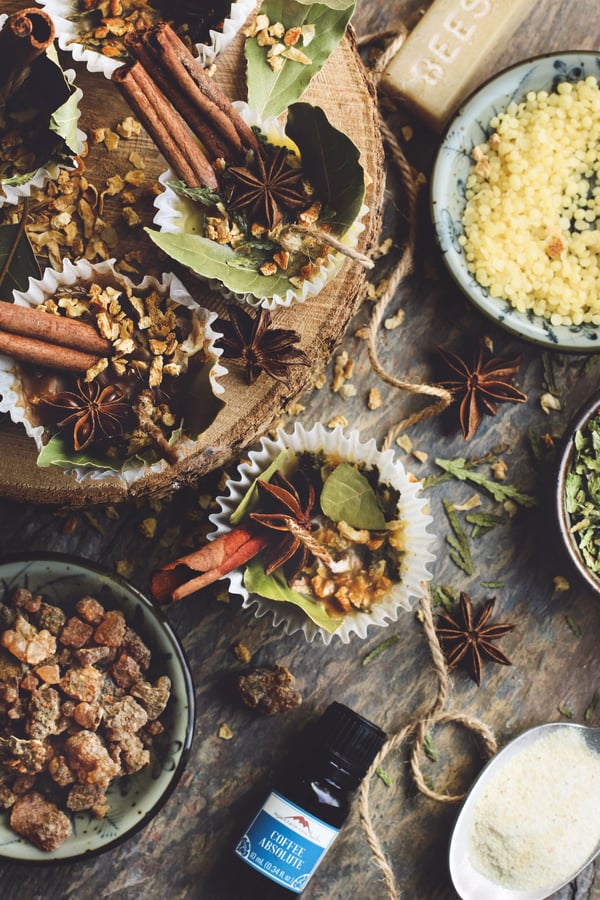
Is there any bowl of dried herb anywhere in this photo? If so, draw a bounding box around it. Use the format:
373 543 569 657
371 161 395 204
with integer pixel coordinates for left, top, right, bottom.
556 391 600 592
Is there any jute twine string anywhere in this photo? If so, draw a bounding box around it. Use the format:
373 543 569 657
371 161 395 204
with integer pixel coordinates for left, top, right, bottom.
357 584 498 899
357 29 452 451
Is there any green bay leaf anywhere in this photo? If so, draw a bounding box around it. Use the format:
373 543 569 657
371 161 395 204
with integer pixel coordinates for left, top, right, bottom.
286 102 365 234
37 434 124 472
320 462 386 529
230 449 290 526
243 560 343 632
245 0 356 119
145 229 294 300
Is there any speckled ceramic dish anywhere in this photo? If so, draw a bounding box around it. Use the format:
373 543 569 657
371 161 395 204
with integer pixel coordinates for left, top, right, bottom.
555 392 600 594
431 51 600 352
0 553 194 863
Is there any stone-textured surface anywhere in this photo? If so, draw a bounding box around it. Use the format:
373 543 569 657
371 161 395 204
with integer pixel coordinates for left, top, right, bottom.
1 1 600 899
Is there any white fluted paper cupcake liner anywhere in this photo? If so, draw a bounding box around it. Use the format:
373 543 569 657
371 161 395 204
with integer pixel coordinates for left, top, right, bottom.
0 15 85 208
152 101 368 310
0 258 227 485
208 422 436 644
37 0 257 77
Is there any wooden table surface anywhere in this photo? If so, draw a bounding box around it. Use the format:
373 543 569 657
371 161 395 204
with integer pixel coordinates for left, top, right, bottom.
1 2 600 899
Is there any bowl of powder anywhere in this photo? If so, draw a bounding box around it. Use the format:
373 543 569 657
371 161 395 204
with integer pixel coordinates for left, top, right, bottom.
431 52 600 352
449 722 600 898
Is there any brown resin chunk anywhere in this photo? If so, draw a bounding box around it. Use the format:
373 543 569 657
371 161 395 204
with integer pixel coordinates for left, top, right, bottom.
237 664 302 716
10 791 72 852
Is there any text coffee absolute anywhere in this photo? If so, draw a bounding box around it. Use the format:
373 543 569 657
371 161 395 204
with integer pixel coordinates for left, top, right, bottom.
234 702 386 894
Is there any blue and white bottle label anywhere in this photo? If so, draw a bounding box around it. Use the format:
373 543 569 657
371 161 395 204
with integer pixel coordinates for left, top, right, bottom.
235 790 340 893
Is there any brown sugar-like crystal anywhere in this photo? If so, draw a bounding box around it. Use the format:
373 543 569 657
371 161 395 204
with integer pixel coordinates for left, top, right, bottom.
237 664 302 716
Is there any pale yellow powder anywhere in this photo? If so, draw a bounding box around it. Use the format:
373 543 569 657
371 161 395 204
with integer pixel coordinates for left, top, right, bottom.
460 77 600 326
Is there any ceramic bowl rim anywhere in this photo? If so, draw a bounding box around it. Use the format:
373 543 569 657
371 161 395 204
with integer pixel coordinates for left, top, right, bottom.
555 393 600 595
0 551 195 865
431 49 600 352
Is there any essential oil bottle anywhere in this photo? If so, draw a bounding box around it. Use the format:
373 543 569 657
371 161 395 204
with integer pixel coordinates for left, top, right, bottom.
233 701 387 895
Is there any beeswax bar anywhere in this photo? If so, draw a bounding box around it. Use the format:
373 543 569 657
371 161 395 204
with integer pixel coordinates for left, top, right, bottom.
381 0 538 132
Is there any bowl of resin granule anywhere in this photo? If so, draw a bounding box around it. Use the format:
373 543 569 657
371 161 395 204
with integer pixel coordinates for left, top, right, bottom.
431 52 600 352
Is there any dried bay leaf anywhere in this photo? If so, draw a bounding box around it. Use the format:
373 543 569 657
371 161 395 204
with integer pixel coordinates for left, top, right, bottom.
286 101 365 234
243 560 343 633
320 462 386 530
245 0 356 120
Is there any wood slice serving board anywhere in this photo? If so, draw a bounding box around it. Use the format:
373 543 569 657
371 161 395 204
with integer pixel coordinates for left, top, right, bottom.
0 11 384 507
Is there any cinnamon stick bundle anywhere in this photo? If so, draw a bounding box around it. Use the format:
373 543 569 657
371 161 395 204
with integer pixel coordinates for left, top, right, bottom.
0 331 102 373
150 527 269 603
0 303 111 356
0 301 110 373
125 23 261 159
124 30 230 163
0 9 55 108
113 22 262 190
112 60 219 189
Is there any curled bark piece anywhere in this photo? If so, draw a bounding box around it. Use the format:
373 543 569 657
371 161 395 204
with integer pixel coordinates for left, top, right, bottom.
124 30 230 163
0 9 55 107
0 302 111 356
112 61 219 190
0 330 101 373
150 527 268 603
143 23 261 159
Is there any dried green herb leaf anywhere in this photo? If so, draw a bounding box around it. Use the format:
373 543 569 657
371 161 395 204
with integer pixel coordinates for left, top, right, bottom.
557 705 573 719
442 498 473 575
245 0 355 120
167 179 223 207
362 634 400 665
565 615 583 637
243 559 343 633
430 584 455 612
466 510 506 538
564 413 600 573
229 449 290 526
375 766 393 787
422 445 509 490
423 733 438 762
480 581 504 589
286 102 365 234
585 689 600 721
320 462 386 530
145 229 294 301
434 458 537 508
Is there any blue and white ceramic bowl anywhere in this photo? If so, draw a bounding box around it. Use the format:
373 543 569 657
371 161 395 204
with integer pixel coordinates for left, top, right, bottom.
0 554 194 862
431 51 600 352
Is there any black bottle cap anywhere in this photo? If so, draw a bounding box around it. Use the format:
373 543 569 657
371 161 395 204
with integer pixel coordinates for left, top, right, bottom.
315 702 387 779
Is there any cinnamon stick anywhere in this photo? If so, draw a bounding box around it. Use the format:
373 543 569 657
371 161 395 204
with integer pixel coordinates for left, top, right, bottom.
123 30 230 163
0 9 55 107
0 303 111 356
142 23 261 158
0 330 102 373
150 527 269 603
112 61 219 190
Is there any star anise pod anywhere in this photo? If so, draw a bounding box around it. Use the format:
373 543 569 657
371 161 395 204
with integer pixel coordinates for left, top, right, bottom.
436 346 527 440
215 304 310 387
249 471 316 582
41 378 131 452
436 592 515 685
227 145 307 230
